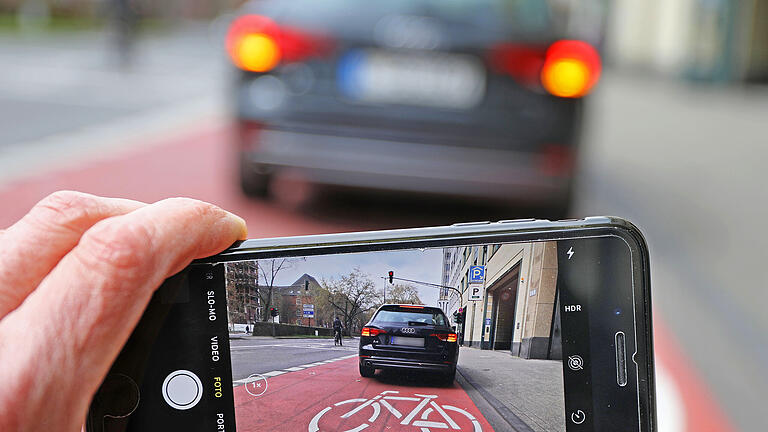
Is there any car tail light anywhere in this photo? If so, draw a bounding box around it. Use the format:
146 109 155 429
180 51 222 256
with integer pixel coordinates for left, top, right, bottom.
540 40 601 98
489 40 600 98
361 327 386 337
226 14 333 72
431 333 458 343
488 43 547 86
398 305 425 309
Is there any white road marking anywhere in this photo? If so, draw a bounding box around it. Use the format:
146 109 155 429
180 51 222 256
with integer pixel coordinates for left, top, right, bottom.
232 353 357 386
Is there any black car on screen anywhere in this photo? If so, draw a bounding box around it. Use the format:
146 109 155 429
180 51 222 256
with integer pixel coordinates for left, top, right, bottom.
359 304 458 383
226 0 601 217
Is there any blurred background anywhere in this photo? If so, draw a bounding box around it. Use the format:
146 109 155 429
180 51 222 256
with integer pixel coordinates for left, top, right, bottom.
0 0 765 430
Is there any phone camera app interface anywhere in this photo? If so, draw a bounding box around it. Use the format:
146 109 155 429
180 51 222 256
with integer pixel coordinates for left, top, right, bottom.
220 238 637 431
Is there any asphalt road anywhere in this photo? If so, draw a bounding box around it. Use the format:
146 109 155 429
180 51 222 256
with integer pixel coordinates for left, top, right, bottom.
231 354 493 432
0 25 225 147
229 337 357 381
227 337 562 431
0 27 762 431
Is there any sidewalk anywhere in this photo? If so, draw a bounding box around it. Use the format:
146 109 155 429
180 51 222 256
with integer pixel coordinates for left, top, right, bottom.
457 347 564 432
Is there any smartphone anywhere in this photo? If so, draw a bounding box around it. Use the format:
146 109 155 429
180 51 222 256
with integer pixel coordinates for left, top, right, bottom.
87 217 654 432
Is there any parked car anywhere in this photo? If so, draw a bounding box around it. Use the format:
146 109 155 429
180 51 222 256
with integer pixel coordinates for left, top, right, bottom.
226 0 601 217
359 304 459 383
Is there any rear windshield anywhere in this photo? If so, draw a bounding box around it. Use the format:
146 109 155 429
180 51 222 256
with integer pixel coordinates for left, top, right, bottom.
372 309 448 326
277 0 552 32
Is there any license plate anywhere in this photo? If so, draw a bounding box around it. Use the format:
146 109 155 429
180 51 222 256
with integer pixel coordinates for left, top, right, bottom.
390 336 425 347
337 49 485 109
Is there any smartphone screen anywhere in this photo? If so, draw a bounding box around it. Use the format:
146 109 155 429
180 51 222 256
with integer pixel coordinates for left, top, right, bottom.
89 236 647 432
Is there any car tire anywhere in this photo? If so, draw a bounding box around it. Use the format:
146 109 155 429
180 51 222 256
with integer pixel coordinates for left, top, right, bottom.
443 368 456 384
359 363 375 378
239 158 270 198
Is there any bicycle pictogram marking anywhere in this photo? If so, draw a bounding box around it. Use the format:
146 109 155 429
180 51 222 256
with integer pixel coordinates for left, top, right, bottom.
309 390 482 432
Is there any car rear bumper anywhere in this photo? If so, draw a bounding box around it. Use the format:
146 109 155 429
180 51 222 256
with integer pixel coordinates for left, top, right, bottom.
359 356 455 373
240 127 572 203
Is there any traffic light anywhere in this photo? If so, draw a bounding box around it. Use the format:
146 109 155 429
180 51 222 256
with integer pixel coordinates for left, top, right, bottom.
270 307 278 317
453 307 464 324
388 271 394 284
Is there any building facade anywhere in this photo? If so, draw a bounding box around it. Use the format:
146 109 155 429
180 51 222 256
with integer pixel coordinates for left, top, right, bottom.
274 274 321 326
441 241 561 360
225 261 260 324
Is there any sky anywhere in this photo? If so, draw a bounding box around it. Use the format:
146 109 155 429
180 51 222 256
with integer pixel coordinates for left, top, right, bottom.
266 247 445 306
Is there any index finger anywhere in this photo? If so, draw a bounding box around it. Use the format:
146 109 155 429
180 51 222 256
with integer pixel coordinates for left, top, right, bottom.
0 197 247 432
0 191 145 318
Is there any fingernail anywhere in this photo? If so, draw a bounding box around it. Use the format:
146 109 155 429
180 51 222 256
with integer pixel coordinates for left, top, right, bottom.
227 212 248 239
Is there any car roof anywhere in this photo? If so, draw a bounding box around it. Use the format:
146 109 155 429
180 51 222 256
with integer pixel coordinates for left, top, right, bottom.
378 304 442 312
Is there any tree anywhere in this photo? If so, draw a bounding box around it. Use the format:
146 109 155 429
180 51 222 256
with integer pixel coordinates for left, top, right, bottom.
311 285 336 328
322 268 379 334
256 258 303 322
386 284 422 305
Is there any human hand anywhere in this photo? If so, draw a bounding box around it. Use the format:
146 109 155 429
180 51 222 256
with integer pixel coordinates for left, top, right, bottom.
0 191 247 431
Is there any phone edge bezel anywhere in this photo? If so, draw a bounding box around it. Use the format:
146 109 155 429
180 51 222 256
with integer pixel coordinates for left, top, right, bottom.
194 216 655 432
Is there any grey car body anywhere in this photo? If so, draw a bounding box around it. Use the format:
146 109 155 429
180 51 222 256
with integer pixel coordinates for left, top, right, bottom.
231 0 583 216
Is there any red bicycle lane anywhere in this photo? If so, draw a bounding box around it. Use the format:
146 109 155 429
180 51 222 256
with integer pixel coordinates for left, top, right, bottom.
233 357 492 432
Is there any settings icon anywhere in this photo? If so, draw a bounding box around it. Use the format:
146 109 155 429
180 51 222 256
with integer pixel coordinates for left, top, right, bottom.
567 355 584 371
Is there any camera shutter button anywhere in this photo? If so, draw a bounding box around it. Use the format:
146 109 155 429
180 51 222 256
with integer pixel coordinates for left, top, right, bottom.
162 370 203 410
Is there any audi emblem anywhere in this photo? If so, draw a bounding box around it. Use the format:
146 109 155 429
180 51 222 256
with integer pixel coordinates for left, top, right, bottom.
401 328 416 334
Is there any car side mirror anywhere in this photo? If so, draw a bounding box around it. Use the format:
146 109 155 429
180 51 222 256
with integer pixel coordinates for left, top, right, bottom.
451 325 456 331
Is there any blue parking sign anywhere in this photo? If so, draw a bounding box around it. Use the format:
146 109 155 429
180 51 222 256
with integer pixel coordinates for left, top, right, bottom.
469 266 485 283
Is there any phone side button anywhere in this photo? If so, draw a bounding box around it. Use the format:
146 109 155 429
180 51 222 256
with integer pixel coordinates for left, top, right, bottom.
451 221 491 226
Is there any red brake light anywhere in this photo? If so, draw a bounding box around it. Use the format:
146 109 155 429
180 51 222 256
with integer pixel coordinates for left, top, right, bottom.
361 327 386 337
431 333 458 343
398 305 425 309
540 40 601 98
488 43 547 85
226 14 333 72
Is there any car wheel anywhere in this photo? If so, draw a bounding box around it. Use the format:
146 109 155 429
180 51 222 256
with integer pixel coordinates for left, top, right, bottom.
443 368 456 384
239 158 270 198
359 363 375 378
